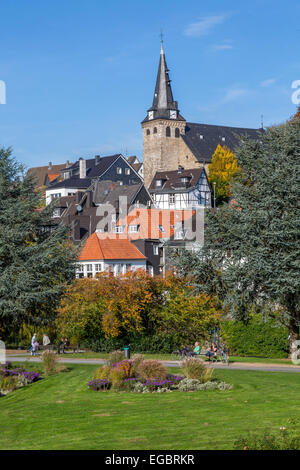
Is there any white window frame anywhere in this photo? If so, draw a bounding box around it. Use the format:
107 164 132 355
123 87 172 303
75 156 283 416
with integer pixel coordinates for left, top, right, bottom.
153 245 159 255
169 194 175 205
52 208 61 218
129 225 139 233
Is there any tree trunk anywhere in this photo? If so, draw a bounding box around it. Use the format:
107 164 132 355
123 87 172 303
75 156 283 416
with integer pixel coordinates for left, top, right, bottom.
288 316 300 358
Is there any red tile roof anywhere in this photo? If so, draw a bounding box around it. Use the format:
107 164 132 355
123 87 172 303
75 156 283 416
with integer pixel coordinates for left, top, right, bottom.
98 208 195 240
47 173 60 183
79 233 146 261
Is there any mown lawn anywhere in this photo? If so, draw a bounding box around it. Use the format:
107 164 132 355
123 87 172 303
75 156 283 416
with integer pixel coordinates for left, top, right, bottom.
1 364 300 450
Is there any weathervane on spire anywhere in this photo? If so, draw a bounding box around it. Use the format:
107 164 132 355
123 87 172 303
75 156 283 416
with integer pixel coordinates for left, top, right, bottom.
160 28 164 54
160 28 164 44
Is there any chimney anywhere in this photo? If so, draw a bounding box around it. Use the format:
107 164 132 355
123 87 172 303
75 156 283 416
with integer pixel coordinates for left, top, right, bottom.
86 191 92 208
48 162 52 170
79 158 86 179
95 155 101 165
66 160 70 167
76 191 82 204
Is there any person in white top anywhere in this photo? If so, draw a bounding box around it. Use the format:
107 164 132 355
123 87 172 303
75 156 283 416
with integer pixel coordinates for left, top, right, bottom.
43 334 50 347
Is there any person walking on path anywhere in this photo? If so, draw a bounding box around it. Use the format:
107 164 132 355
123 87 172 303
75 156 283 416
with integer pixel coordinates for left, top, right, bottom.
31 333 37 356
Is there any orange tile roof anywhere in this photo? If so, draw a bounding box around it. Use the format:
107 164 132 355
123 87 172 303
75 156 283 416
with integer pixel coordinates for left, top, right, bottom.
97 208 195 240
79 233 146 261
47 173 60 183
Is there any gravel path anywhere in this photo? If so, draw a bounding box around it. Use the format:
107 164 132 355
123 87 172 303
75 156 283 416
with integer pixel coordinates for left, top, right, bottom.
6 355 300 373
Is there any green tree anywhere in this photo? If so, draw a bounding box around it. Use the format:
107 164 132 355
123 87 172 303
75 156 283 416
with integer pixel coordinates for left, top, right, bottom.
0 147 77 335
174 119 300 355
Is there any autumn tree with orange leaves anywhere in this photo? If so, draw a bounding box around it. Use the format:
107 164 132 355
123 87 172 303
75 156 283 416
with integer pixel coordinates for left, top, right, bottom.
56 270 220 347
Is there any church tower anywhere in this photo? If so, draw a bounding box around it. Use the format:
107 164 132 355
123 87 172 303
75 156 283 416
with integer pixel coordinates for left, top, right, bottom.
142 41 187 188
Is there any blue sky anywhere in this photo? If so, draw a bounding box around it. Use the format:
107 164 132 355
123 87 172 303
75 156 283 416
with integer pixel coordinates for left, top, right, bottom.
0 0 299 168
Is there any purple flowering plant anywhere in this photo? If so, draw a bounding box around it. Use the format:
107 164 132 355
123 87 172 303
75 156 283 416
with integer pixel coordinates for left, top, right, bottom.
0 363 40 383
88 379 111 391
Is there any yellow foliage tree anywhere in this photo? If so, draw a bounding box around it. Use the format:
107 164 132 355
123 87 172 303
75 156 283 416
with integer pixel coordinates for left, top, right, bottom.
208 145 240 205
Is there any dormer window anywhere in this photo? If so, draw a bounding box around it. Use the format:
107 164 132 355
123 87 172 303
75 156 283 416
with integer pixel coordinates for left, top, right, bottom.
129 224 140 233
221 137 225 142
114 226 124 233
52 208 61 218
156 179 163 187
200 135 204 140
180 177 190 183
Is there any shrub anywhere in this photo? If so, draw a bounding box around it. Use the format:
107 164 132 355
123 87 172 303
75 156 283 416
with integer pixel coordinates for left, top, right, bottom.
0 375 19 393
122 378 140 392
180 358 213 383
234 429 300 450
109 367 126 390
88 379 111 391
177 378 232 392
114 360 135 378
220 315 289 358
142 379 174 392
131 354 145 374
85 334 178 354
107 350 124 367
42 350 58 375
93 365 111 381
55 364 69 373
136 359 167 381
133 382 150 393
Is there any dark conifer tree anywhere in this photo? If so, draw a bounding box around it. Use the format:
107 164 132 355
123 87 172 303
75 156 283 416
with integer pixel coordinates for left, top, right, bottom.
0 148 78 335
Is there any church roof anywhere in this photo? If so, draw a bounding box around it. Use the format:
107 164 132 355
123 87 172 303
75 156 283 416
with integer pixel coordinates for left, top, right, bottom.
142 42 185 123
182 122 262 163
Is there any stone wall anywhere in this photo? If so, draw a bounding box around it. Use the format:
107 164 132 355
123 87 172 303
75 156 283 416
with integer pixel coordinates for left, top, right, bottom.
142 119 207 187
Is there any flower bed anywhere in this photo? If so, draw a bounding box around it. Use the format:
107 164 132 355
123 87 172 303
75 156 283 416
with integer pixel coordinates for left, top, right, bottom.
0 361 40 395
87 353 233 394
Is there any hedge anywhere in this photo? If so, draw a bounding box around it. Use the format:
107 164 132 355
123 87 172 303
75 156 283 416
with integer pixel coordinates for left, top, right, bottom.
220 315 289 358
83 334 179 354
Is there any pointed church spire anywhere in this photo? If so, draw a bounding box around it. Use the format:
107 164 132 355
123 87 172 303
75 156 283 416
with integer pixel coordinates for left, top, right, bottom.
143 40 185 122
